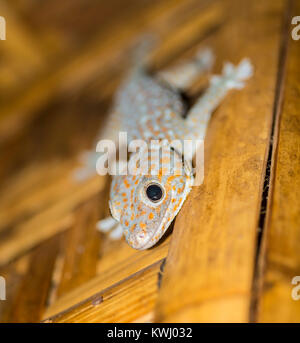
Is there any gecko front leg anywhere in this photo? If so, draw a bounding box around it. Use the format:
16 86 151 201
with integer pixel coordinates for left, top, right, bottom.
184 59 253 141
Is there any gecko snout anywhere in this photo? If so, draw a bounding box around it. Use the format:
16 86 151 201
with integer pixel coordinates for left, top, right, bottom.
127 227 152 250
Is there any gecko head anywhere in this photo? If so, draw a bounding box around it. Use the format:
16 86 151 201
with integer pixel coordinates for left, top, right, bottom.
109 145 194 250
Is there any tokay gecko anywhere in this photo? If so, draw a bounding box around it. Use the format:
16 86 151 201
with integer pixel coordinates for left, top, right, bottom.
74 45 253 250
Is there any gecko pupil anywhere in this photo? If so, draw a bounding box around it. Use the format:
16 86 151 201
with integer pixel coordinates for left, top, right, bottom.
146 184 163 202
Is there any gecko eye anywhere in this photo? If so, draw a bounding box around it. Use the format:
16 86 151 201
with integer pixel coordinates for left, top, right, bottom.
145 183 164 202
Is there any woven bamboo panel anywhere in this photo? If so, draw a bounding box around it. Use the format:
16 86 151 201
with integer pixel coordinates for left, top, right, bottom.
0 0 299 323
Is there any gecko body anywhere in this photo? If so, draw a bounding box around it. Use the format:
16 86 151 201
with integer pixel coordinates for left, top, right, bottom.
75 47 253 250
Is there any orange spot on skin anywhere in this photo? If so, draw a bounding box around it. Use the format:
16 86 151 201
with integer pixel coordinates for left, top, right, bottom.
140 222 147 230
122 193 126 197
130 224 136 233
124 179 130 188
167 176 176 183
177 186 184 193
148 212 154 220
135 179 139 185
125 220 129 227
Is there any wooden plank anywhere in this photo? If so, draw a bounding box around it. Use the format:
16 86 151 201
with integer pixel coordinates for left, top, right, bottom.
0 254 30 322
45 260 163 323
0 2 46 100
0 0 176 100
0 234 62 322
0 159 77 232
256 0 300 323
0 172 106 266
0 0 222 144
0 0 180 138
43 236 170 319
54 196 102 297
155 0 286 322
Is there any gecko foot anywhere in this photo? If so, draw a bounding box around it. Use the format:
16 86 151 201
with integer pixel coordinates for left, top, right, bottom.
212 58 253 90
96 216 118 232
97 217 123 241
109 224 123 240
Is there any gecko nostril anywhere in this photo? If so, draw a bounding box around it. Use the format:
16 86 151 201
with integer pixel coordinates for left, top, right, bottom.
136 230 147 241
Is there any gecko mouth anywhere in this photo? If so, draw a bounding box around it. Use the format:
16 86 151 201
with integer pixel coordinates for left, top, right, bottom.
128 226 160 250
129 219 169 250
130 234 151 250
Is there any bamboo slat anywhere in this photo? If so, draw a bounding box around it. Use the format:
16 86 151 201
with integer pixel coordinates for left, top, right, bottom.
0 0 218 143
43 237 170 319
0 173 106 267
257 0 300 323
46 260 163 323
0 234 62 322
155 0 287 322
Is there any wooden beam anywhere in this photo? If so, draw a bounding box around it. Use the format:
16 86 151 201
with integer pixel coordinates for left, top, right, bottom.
155 0 286 322
257 0 300 323
0 169 106 267
0 0 220 143
0 234 62 322
45 260 163 323
43 237 170 319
